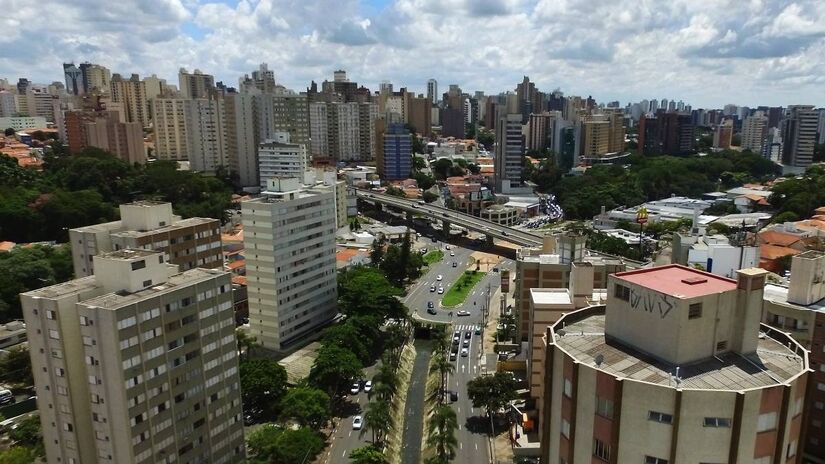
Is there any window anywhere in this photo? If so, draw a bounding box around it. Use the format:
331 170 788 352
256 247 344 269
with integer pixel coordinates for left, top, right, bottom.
79 316 92 326
561 419 570 438
142 280 152 287
614 284 630 302
63 423 73 432
787 440 797 458
757 412 777 432
593 438 610 461
703 417 731 427
645 457 668 464
689 303 703 319
49 330 60 340
131 260 146 271
563 378 572 398
648 411 673 424
716 340 728 351
46 310 56 320
596 397 614 419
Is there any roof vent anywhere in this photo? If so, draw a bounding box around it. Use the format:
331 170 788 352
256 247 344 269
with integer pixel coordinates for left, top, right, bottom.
681 276 707 285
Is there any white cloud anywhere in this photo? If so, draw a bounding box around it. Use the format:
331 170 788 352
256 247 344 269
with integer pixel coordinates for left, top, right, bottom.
1 0 824 107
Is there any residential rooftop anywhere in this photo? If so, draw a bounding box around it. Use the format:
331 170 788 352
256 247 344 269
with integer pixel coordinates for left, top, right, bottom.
72 216 216 236
552 310 807 391
615 264 737 299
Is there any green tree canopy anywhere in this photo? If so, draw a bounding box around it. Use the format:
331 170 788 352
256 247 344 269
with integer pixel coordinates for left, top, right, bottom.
239 359 288 417
8 415 42 449
466 372 520 418
349 445 389 464
0 345 32 386
337 267 406 320
0 446 39 464
432 158 453 180
0 245 73 321
279 386 331 429
308 344 363 397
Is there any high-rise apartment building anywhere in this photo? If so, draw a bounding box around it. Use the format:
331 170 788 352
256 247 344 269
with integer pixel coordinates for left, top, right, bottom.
713 119 733 149
152 98 189 161
742 113 768 154
85 110 145 164
494 113 524 193
604 107 625 153
0 90 16 117
257 133 307 189
63 63 84 95
526 112 552 152
407 95 432 137
516 76 542 123
110 74 150 128
309 101 377 162
21 249 245 464
427 79 438 106
83 64 111 94
541 265 809 464
638 111 695 156
242 177 338 351
257 92 310 149
223 92 259 189
580 116 610 159
781 105 817 167
377 123 412 180
178 68 215 99
69 201 222 277
185 97 227 174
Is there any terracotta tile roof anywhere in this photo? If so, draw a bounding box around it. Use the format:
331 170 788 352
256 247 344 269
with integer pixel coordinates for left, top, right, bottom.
231 275 247 286
759 230 802 247
227 260 245 270
760 244 801 260
336 248 360 262
0 241 15 252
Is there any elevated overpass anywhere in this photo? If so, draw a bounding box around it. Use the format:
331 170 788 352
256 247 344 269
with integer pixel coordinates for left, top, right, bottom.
354 189 544 248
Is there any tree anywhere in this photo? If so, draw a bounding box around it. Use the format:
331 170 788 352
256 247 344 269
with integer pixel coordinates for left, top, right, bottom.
467 163 481 175
309 344 363 397
429 350 454 405
279 386 331 429
322 322 371 364
0 345 32 386
370 233 387 265
385 185 406 198
0 447 39 464
467 372 519 419
349 445 389 464
427 404 458 460
371 360 399 402
495 313 517 342
412 156 426 171
350 217 362 231
246 425 324 464
0 245 73 322
337 267 406 320
477 129 495 150
414 172 436 190
361 399 392 445
8 414 42 449
239 359 288 417
246 423 281 460
432 159 453 180
422 191 439 203
235 329 259 361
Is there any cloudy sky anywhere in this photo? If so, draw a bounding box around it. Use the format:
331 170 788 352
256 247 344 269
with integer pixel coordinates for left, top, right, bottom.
2 0 824 108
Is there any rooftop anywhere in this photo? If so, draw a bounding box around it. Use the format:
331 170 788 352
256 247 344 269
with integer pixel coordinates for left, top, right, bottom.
530 288 573 306
615 264 737 299
112 217 216 238
553 310 806 391
764 284 825 314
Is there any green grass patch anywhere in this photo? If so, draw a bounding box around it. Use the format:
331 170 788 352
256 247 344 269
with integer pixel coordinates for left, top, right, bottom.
422 250 444 265
441 271 485 307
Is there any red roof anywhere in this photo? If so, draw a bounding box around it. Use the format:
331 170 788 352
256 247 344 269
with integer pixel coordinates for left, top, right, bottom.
614 264 737 299
759 230 802 247
760 244 801 260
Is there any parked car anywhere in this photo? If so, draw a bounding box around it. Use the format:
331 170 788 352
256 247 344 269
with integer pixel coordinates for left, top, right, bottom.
436 274 443 281
445 245 451 250
430 285 436 292
450 252 455 257
457 310 471 317
449 390 458 402
350 383 361 395
452 262 457 268
438 287 444 294
364 381 373 393
464 331 472 339
475 327 481 335
0 389 14 405
427 301 434 309
463 339 470 347
352 416 363 430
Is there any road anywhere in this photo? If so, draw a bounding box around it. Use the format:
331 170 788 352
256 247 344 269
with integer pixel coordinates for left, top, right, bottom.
322 368 375 463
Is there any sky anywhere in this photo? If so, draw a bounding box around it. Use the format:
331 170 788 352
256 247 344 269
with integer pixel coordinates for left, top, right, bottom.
1 0 824 108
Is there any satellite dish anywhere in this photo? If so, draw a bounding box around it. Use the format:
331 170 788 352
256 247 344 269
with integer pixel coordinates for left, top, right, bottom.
595 354 604 366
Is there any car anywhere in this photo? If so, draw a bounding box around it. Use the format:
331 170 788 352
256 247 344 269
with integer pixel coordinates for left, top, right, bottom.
418 200 426 205
430 285 436 292
450 251 455 257
464 331 472 339
475 327 481 335
427 301 434 309
0 389 14 405
420 248 428 254
442 213 449 217
352 416 363 430
438 287 444 294
427 307 437 315
457 310 471 317
445 245 451 250
449 390 459 402
492 267 499 273
449 352 456 361
452 262 457 268
364 380 373 393
453 330 460 338
432 237 437 242
460 348 468 357
350 383 361 395
502 231 508 236
462 339 470 347
436 275 443 281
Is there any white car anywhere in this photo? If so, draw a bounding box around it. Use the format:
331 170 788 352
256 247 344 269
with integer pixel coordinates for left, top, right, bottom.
364 381 373 393
350 383 360 395
430 285 436 292
445 245 451 250
438 287 444 294
437 275 443 281
352 415 363 430
450 252 455 257
460 348 469 357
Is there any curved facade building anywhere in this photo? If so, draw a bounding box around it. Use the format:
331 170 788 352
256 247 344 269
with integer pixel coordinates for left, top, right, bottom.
541 265 810 464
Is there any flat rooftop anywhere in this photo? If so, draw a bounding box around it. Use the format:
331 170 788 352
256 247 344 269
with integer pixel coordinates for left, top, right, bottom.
112 217 216 238
79 268 225 310
764 283 825 314
531 288 573 306
615 264 737 299
554 313 806 391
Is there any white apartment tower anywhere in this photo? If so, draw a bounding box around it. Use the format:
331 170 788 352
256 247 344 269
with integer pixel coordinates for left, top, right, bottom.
781 105 818 167
257 133 308 189
224 92 259 189
185 97 227 173
178 68 215 100
242 177 337 351
152 98 189 161
742 112 768 155
21 249 245 464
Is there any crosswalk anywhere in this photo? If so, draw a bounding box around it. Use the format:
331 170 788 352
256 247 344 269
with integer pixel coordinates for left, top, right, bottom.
453 324 480 332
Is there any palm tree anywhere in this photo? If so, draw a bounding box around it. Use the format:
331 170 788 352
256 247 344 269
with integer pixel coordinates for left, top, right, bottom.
372 362 399 399
429 350 454 405
349 445 388 464
427 404 459 460
361 400 392 445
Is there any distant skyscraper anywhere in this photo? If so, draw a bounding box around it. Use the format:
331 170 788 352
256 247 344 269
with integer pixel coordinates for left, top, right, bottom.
110 73 150 128
178 68 216 99
251 63 276 93
152 97 189 161
741 112 768 155
84 110 145 164
224 92 260 188
639 112 695 156
494 113 524 193
22 249 245 464
257 132 307 189
185 96 228 173
378 123 412 180
713 119 733 149
81 63 111 94
427 79 437 105
407 95 432 137
63 63 84 95
580 116 610 158
242 177 338 351
781 105 817 167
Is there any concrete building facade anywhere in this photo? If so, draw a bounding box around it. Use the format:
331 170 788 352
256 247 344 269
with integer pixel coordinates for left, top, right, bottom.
185 97 227 174
110 74 150 129
782 105 817 167
152 98 189 162
257 133 307 189
85 111 145 164
178 68 215 100
242 177 338 351
494 113 524 193
21 249 245 464
69 201 222 278
541 265 810 464
742 113 768 155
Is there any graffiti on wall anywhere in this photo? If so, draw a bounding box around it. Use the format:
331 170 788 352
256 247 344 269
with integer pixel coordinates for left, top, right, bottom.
629 288 675 319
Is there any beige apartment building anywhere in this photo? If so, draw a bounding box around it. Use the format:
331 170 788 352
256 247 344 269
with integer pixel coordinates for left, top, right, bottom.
110 74 150 129
69 201 222 277
152 98 189 162
21 249 244 464
515 233 625 342
85 110 145 164
541 265 809 464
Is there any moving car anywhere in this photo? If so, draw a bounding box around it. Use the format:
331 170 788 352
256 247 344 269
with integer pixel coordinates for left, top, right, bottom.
462 339 470 347
449 391 459 402
350 383 361 395
464 331 472 339
460 348 468 357
449 352 456 361
436 274 443 281
427 301 434 308
452 262 457 268
427 307 437 315
352 416 363 430
445 245 450 250
475 327 481 335
430 285 436 292
438 287 444 294
450 251 455 257
364 381 373 393
457 310 471 316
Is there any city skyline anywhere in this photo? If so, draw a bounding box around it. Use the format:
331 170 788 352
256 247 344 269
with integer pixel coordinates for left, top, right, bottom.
2 0 825 108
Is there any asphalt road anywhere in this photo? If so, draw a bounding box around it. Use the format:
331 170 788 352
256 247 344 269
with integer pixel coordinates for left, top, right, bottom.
323 368 375 463
400 340 433 464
